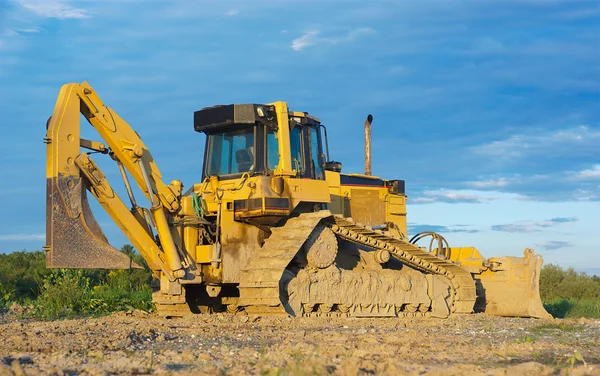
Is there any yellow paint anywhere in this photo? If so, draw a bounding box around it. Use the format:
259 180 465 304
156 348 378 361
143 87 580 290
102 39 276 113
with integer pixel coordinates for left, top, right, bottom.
269 101 296 177
196 245 213 264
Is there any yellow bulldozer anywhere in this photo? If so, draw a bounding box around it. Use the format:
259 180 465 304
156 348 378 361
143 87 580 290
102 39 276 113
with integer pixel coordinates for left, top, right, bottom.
44 82 551 319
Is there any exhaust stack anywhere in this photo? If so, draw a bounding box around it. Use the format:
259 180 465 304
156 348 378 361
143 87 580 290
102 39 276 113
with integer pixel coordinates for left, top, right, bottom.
364 114 373 176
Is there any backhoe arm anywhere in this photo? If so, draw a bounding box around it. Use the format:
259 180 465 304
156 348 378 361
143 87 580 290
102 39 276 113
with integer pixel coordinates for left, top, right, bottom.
75 82 179 211
45 82 184 277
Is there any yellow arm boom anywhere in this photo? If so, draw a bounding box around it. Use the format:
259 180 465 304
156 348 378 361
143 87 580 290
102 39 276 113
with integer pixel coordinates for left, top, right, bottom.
75 152 177 278
45 82 184 276
77 82 179 211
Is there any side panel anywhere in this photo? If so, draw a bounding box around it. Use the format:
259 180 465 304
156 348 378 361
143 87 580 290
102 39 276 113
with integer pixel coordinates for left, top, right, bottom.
349 189 385 225
386 194 407 237
220 203 263 283
325 170 342 214
325 171 407 236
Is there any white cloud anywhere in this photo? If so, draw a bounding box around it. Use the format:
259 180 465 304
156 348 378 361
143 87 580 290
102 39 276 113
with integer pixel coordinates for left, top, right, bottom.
570 188 600 201
291 30 319 51
14 0 90 20
2 29 19 38
467 174 554 191
492 217 577 233
291 27 375 51
0 27 41 52
573 165 600 180
411 189 512 204
408 223 480 234
469 177 510 188
536 240 572 251
0 233 45 241
471 126 600 161
15 27 41 34
225 9 239 16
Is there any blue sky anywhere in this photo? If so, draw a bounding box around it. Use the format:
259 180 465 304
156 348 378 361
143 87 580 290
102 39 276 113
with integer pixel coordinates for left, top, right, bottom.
0 0 598 274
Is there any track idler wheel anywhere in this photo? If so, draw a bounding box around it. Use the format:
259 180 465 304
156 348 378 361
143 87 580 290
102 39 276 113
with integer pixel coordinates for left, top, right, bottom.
304 225 338 269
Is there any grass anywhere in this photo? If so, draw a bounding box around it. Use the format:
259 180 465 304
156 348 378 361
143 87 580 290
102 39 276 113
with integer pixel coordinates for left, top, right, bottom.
543 298 600 319
514 335 536 344
531 322 581 334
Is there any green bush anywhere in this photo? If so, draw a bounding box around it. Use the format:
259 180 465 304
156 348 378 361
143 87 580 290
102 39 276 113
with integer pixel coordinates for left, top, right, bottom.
0 250 51 302
540 264 600 318
0 281 15 308
0 245 154 318
33 269 92 319
540 264 600 301
31 267 153 319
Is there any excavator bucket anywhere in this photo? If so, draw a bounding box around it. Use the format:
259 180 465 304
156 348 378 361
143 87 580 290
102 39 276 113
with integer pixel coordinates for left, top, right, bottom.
473 249 551 319
46 175 141 269
45 83 140 269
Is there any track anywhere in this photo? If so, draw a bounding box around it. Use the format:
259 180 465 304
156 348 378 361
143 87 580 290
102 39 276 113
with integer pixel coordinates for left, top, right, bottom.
331 216 477 314
237 211 330 314
237 211 477 316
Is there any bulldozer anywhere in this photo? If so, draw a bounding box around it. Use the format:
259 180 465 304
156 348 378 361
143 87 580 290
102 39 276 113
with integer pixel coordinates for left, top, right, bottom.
43 82 551 319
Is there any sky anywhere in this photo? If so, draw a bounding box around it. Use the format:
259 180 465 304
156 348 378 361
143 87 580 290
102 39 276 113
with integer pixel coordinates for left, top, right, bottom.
0 0 598 275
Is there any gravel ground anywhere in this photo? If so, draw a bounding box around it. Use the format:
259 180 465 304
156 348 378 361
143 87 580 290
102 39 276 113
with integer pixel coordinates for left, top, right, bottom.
0 309 599 375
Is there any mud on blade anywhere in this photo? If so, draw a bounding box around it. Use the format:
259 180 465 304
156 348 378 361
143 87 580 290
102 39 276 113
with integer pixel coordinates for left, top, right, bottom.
474 249 551 319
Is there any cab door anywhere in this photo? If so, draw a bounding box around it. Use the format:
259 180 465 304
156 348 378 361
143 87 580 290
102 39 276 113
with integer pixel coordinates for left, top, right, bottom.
306 125 325 180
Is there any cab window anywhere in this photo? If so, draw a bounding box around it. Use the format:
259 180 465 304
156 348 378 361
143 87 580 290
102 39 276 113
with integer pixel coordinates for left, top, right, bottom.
266 128 279 170
206 126 255 176
310 126 324 180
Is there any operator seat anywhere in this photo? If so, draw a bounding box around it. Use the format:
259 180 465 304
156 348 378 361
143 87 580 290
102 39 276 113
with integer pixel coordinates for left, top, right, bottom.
236 148 254 172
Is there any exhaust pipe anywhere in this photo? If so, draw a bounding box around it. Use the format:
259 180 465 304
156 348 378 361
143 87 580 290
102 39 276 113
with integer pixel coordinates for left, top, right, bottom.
364 114 373 176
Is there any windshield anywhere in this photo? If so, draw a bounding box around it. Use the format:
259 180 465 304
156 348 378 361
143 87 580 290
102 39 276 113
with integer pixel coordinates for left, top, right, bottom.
206 126 255 176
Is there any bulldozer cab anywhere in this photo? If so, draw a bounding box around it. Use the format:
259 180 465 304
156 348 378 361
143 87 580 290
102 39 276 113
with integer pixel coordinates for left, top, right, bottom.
195 103 327 181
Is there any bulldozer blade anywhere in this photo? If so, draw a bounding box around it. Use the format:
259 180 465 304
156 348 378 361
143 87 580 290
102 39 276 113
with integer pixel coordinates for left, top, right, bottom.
46 174 141 269
474 249 551 319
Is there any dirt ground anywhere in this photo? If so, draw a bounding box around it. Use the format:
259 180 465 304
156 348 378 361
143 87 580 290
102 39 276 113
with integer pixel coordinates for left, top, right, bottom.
0 309 599 376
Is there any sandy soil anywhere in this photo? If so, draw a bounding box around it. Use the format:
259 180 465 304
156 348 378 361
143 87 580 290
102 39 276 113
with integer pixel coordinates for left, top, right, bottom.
0 309 599 375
